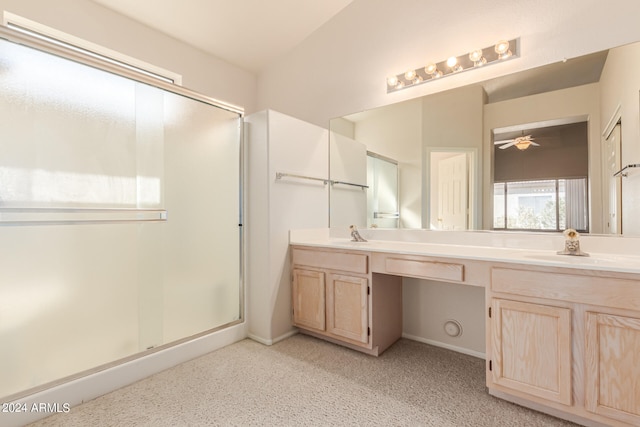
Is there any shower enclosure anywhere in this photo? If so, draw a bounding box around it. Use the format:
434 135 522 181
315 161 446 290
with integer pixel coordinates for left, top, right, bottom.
0 27 242 399
367 152 399 228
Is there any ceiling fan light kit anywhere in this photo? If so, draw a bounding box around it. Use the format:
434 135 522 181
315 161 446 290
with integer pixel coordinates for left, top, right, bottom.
495 134 541 150
386 38 519 93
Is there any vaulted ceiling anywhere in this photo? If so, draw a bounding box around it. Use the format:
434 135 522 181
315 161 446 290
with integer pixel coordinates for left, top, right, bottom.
90 0 353 74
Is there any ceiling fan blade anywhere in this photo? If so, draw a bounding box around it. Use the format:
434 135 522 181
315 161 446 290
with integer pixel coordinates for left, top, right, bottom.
498 141 517 149
494 139 515 145
529 141 540 146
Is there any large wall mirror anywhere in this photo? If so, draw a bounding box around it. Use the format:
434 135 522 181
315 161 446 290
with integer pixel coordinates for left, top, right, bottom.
329 41 640 236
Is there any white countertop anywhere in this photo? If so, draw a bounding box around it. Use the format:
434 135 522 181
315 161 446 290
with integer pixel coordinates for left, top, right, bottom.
290 229 640 275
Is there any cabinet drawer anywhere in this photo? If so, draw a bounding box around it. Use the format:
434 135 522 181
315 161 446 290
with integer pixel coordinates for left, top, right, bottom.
383 256 464 282
292 247 368 274
491 267 640 311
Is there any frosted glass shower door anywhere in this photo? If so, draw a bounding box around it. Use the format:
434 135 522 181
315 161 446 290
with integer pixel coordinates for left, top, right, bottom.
0 34 241 399
367 153 399 228
161 94 241 343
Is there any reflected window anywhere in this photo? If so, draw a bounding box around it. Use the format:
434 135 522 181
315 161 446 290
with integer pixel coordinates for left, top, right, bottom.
493 178 588 232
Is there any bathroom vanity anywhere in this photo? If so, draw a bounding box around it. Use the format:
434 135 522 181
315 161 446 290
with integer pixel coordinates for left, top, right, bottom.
290 229 640 427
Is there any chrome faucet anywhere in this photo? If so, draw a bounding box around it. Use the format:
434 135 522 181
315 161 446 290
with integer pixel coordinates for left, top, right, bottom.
557 228 589 256
350 225 367 242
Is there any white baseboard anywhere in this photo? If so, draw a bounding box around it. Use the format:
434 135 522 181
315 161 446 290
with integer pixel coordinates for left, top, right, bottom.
1 323 248 427
248 328 298 346
402 333 486 359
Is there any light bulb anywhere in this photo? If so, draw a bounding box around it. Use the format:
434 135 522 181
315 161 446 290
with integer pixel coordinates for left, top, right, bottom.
395 81 405 90
424 63 442 78
469 49 486 66
469 49 482 62
413 75 423 84
404 69 416 80
447 56 462 72
495 40 512 59
387 76 398 87
495 40 509 54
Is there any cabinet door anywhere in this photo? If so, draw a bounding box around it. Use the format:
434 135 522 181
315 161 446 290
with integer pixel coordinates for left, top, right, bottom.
585 312 640 425
292 269 326 331
491 299 572 405
326 274 369 344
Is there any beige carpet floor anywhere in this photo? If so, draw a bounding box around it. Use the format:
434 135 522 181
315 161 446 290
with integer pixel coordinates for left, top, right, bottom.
28 334 579 426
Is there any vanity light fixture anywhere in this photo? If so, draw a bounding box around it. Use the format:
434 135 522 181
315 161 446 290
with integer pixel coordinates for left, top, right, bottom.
386 38 519 93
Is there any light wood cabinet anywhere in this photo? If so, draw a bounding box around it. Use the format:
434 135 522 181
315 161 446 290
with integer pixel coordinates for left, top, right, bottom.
491 298 572 405
488 265 640 426
585 311 640 425
292 268 369 343
289 240 640 425
326 274 369 343
292 269 326 331
291 246 402 356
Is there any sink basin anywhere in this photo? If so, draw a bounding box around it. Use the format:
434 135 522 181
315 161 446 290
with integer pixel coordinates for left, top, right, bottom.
523 253 636 266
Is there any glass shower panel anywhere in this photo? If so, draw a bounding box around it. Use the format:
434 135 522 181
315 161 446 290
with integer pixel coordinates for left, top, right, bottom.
0 38 143 398
0 225 141 397
367 154 399 228
161 93 241 343
0 36 241 399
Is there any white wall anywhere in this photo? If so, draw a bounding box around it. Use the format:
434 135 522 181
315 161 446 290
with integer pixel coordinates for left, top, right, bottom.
403 279 486 357
257 0 640 128
246 110 329 345
599 42 640 235
0 0 256 112
330 117 355 139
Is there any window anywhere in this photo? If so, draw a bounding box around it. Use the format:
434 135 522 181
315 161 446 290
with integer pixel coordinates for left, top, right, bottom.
493 178 588 232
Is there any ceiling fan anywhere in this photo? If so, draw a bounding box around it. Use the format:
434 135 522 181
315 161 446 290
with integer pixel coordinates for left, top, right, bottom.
494 134 540 150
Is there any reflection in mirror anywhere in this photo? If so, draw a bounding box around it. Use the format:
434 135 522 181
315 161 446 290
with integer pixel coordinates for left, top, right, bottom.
330 41 640 236
428 149 476 230
367 152 399 228
492 121 589 232
330 98 423 229
329 130 367 228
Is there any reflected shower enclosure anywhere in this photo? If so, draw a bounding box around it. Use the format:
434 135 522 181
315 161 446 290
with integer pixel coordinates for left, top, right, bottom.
0 33 242 399
367 152 399 228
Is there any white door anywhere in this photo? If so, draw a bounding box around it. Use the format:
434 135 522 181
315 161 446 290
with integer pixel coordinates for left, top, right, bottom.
603 123 622 234
437 153 468 230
